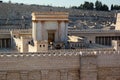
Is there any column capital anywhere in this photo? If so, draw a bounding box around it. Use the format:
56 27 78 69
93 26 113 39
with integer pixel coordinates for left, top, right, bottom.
32 20 38 23
57 20 62 23
57 20 66 23
41 21 45 23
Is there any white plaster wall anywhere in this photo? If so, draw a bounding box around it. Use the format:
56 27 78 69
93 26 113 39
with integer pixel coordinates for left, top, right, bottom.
36 42 48 52
112 40 117 50
112 40 120 51
44 21 59 41
32 21 68 43
44 21 58 30
28 41 48 52
28 45 37 52
13 37 22 52
20 37 30 53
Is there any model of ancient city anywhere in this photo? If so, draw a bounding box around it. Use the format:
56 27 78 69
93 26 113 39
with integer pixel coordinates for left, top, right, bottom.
0 1 119 80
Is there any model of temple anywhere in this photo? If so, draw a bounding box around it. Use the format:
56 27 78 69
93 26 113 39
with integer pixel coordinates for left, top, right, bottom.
0 12 120 80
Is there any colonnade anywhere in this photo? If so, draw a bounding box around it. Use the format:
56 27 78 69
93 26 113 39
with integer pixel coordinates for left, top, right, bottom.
0 38 11 48
95 36 120 46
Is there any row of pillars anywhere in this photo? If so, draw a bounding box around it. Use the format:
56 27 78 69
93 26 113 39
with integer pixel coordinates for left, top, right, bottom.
0 38 11 48
95 36 120 46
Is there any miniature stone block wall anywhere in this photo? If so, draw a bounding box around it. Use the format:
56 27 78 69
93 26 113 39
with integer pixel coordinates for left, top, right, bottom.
0 51 119 80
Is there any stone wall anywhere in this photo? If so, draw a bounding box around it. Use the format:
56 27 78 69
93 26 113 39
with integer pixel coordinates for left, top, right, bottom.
0 51 120 80
0 53 80 80
115 13 120 30
97 53 120 80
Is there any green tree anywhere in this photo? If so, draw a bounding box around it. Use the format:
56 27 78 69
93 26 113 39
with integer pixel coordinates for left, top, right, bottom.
89 2 94 10
71 6 78 9
102 4 109 11
113 5 120 10
95 0 102 10
111 4 114 10
83 1 90 9
78 4 83 9
78 1 94 10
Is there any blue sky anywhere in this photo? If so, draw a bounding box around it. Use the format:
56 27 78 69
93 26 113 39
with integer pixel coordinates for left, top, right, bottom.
4 0 120 8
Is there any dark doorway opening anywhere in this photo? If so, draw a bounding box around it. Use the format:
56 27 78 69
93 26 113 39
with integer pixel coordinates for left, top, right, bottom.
48 31 55 44
89 40 92 44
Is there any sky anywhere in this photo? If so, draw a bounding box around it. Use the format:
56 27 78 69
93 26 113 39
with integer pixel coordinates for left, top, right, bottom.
3 0 120 8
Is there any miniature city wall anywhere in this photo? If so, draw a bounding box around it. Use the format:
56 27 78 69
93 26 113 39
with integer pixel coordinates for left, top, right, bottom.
0 50 120 80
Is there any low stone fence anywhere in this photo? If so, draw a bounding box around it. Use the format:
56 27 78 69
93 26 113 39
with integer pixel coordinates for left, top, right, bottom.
0 49 119 58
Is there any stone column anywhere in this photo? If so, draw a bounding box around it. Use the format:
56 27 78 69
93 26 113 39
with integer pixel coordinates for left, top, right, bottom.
106 37 108 45
95 37 99 44
60 70 68 80
10 31 14 48
41 21 45 40
106 37 109 45
109 37 112 45
37 21 43 41
8 39 11 48
97 37 99 44
58 21 61 42
2 39 4 48
20 71 28 80
101 37 103 45
117 36 119 40
99 37 101 45
60 21 66 42
103 37 105 45
4 39 6 48
101 37 104 45
0 39 2 48
0 72 7 80
65 22 68 44
41 70 49 80
32 20 37 41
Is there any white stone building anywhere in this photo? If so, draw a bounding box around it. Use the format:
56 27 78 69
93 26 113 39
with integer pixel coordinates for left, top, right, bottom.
11 12 69 52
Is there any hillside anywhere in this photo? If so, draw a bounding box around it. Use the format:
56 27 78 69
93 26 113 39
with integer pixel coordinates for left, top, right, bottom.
0 2 118 29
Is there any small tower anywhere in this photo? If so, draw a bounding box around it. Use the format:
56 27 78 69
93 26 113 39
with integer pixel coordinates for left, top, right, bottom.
115 13 120 30
112 40 120 51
